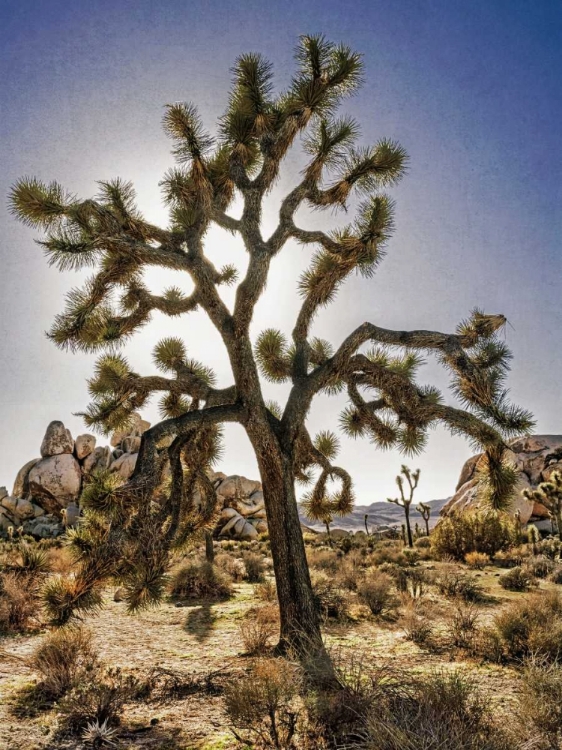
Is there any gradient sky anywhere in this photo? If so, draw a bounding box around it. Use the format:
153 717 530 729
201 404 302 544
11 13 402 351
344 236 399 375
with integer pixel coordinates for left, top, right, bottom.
0 0 560 504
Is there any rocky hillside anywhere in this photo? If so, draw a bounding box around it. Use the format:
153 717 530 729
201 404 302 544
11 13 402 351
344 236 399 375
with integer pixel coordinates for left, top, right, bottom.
299 498 448 533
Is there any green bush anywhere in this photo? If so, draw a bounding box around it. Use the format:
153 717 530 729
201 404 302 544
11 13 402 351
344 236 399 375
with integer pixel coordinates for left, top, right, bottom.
432 511 515 561
169 560 232 600
435 566 485 602
498 567 535 592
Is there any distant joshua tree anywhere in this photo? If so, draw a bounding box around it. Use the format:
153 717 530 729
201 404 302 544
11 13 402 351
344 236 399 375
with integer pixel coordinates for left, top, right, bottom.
387 466 420 548
416 501 432 536
524 471 562 541
11 35 532 669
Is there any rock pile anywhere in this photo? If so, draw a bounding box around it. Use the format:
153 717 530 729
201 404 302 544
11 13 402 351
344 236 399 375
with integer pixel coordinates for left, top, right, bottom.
1 415 268 541
441 435 562 525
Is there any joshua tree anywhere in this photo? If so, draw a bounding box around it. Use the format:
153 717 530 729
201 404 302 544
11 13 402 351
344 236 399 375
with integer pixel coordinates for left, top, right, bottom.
10 35 532 666
416 501 432 536
387 466 420 548
524 471 562 542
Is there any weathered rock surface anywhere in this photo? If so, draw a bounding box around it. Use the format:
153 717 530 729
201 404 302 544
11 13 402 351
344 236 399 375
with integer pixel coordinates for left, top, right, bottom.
109 452 137 480
82 446 113 474
12 458 40 498
28 454 82 513
110 413 150 448
442 435 562 523
40 421 74 457
75 434 96 461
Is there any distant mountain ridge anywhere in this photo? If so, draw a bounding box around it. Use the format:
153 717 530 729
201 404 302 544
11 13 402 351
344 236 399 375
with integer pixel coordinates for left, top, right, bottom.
299 497 449 532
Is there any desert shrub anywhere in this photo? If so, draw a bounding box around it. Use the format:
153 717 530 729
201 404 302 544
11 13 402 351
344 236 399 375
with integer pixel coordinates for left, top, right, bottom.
519 657 562 746
493 545 528 568
549 566 562 584
402 548 420 566
224 658 302 749
0 571 41 633
29 626 99 699
307 549 340 573
361 670 512 750
494 591 562 662
536 537 562 560
465 551 490 570
242 552 265 583
357 571 396 617
239 609 277 655
402 604 434 646
215 552 245 581
449 605 480 650
169 560 232 600
523 555 555 579
498 566 535 592
311 573 348 620
335 560 361 592
58 666 140 732
45 546 75 575
435 566 485 602
255 578 277 602
432 511 514 561
414 535 432 549
475 626 505 663
15 544 51 575
368 541 409 567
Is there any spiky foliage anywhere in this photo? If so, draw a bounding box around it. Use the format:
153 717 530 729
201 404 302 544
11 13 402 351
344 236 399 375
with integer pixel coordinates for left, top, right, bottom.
387 465 421 548
12 35 532 651
524 471 562 541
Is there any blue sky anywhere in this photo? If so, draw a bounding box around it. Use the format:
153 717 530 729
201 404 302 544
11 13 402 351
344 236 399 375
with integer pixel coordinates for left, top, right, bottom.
0 0 560 503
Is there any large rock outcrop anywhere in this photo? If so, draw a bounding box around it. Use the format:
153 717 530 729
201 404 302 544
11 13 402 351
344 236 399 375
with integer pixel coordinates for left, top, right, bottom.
442 435 562 524
2 417 268 541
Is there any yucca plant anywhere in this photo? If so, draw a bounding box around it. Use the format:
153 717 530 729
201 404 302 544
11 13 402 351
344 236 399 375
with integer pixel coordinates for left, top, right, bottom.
11 34 532 672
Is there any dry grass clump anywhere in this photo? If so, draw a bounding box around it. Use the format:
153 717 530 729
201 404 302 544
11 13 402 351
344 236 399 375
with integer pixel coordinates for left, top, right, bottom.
464 551 490 570
498 566 536 591
0 571 42 633
307 548 341 573
493 590 562 662
169 560 233 600
214 551 246 581
242 552 265 583
255 578 277 602
224 658 303 749
519 657 562 747
549 565 562 584
357 570 396 617
402 602 434 646
368 541 410 568
29 626 99 699
359 670 513 750
449 604 481 650
239 607 278 655
311 573 349 620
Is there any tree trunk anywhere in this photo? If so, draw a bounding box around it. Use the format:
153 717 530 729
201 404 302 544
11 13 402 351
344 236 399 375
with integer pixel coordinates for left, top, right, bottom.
204 530 215 563
405 506 413 548
325 521 333 546
253 438 333 681
424 519 430 537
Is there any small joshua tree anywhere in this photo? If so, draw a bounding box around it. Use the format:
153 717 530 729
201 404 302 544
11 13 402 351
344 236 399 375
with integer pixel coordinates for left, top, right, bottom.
417 501 432 536
387 466 420 548
11 35 532 667
524 471 562 542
